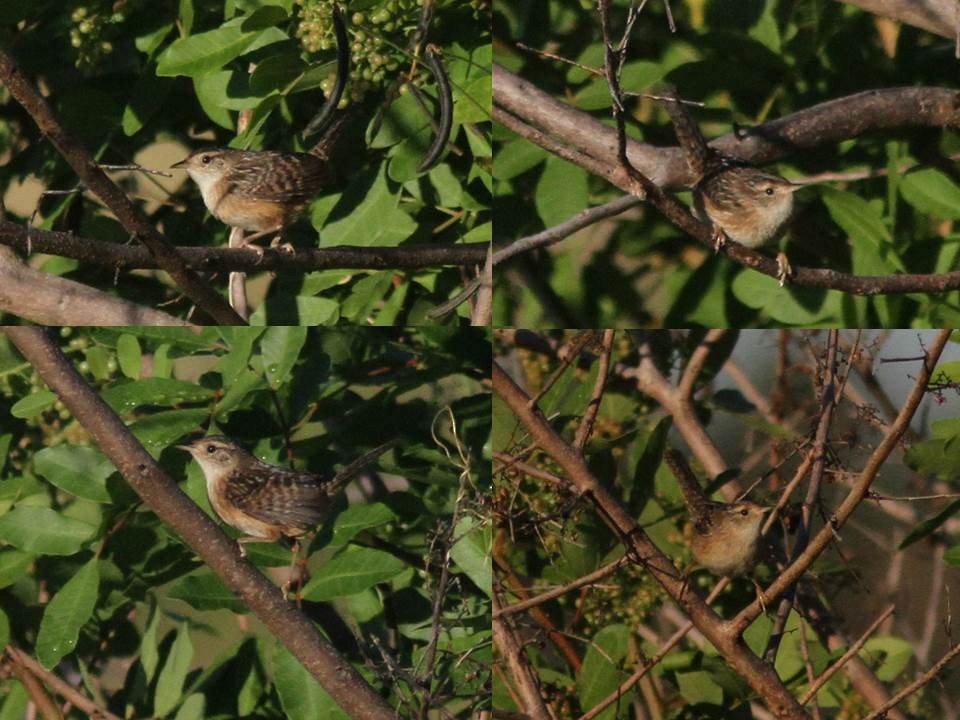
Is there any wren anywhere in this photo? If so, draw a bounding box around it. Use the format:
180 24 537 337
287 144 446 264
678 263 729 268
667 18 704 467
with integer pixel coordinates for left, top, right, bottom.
178 436 396 552
663 450 769 578
660 86 802 285
171 149 334 246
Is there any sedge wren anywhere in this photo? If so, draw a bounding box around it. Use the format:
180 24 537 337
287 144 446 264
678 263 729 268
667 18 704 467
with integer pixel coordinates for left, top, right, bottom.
178 436 396 553
170 149 334 246
660 86 802 285
664 450 769 577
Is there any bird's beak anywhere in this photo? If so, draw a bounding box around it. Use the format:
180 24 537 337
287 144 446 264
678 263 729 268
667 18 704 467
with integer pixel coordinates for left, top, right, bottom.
170 158 187 169
175 444 194 452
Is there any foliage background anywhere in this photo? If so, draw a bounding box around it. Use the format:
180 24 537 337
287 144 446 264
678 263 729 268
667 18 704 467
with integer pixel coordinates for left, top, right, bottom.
0 0 491 325
493 329 960 718
0 326 491 718
493 0 960 328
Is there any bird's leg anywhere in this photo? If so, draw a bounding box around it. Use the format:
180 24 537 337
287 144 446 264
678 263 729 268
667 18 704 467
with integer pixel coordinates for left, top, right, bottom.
235 536 277 558
282 539 301 603
710 224 727 253
751 578 768 614
227 226 248 320
775 252 793 287
269 234 296 255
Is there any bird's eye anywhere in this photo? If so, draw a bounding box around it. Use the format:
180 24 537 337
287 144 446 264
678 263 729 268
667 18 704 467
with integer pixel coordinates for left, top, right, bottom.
765 187 774 196
206 444 216 454
740 508 749 516
201 155 211 165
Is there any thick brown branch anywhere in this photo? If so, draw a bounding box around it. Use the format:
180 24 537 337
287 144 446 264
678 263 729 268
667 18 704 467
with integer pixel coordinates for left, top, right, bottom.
0 48 244 325
495 70 960 295
0 247 191 326
2 328 395 720
494 65 960 189
0 221 489 271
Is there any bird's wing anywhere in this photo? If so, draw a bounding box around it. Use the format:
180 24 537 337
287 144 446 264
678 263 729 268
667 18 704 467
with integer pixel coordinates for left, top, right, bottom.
230 152 331 204
225 466 334 531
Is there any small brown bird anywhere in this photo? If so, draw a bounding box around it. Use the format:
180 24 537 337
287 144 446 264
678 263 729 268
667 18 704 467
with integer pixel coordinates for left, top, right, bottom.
659 85 802 285
178 436 396 553
170 150 335 245
687 500 769 577
663 450 769 577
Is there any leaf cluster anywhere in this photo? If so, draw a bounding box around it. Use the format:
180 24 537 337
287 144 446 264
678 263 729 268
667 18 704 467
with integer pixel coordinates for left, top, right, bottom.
0 326 492 718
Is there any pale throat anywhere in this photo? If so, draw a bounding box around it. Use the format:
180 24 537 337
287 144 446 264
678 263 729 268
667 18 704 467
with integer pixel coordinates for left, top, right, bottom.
733 193 794 248
187 170 228 218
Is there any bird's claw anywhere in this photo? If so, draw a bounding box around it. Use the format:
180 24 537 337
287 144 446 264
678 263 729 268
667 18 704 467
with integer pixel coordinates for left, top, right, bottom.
776 252 793 287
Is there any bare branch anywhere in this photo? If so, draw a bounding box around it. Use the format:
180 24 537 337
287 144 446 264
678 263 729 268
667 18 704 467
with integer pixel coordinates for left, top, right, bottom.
0 247 192 326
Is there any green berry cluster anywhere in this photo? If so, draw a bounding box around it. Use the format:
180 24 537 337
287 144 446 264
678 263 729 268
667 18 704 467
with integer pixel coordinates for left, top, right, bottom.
68 0 141 71
1 329 119 442
295 0 420 104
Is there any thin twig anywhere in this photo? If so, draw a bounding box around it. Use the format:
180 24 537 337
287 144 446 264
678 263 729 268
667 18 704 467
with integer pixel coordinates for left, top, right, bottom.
800 604 895 705
862 641 960 720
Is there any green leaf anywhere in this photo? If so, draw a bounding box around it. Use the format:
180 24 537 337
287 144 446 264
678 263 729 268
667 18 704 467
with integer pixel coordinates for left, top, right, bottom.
174 694 205 720
449 515 491 596
157 16 268 77
259 327 307 390
900 169 960 219
249 53 305 96
329 503 397 547
10 390 55 418
0 550 32 588
0 507 97 555
33 445 114 503
36 559 100 669
0 609 9 655
251 296 341 325
574 60 664 109
534 155 588 228
100 378 214 413
578 625 631 719
0 435 10 475
116 334 142 379
898 499 960 549
319 167 417 247
493 136 547 180
676 670 724 706
122 73 174 136
821 187 904 271
731 270 841 325
169 572 246 613
301 546 406 601
128 409 209 449
272 643 349 720
862 636 913 682
154 626 194 717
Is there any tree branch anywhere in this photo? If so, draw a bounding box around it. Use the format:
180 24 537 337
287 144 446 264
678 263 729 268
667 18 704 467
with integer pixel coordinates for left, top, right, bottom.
0 221 489 272
731 329 950 636
1 328 395 720
492 360 807 720
0 48 244 325
0 246 192 326
495 71 960 295
495 65 960 189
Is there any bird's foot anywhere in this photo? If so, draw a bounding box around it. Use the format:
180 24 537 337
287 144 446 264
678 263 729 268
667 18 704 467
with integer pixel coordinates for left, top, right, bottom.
711 225 727 253
776 252 793 287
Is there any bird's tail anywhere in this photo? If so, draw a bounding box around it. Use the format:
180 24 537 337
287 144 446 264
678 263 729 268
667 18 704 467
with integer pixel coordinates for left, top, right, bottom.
308 109 355 160
325 438 401 495
658 84 710 180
